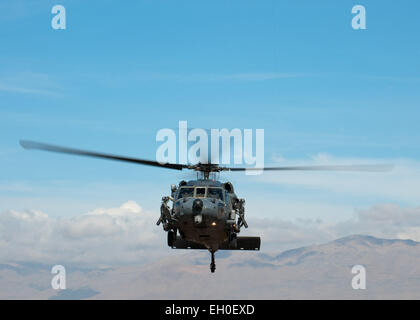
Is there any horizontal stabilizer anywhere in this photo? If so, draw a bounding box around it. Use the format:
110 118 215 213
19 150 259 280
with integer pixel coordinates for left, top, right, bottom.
228 236 261 250
171 236 260 251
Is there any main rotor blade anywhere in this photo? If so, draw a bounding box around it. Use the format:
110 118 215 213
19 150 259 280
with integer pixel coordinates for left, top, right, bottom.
19 140 187 171
226 164 394 172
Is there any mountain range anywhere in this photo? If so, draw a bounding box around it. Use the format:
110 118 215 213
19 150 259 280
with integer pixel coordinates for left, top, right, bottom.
1 234 420 299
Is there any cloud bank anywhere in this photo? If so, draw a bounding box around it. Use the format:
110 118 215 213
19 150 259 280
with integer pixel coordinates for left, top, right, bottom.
0 201 167 267
2 200 420 266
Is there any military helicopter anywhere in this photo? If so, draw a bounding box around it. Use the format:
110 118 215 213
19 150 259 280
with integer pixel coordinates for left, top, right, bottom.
19 140 392 272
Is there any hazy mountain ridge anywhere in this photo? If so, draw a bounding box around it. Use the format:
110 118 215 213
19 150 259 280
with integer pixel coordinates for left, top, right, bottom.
1 234 420 299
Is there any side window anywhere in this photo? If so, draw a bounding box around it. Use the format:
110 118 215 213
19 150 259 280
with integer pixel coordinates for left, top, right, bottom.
208 188 224 200
178 187 194 199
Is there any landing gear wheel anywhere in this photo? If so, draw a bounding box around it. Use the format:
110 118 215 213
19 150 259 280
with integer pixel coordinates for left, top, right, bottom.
167 230 175 247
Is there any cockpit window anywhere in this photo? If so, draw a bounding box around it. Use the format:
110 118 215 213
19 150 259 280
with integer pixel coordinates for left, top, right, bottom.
207 188 224 200
195 187 206 198
178 186 224 200
178 187 194 199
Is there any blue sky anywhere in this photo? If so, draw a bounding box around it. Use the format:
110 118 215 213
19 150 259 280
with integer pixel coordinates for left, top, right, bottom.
1 0 420 222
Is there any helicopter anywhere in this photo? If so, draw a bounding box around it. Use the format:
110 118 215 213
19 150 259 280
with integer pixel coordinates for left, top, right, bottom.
19 140 392 273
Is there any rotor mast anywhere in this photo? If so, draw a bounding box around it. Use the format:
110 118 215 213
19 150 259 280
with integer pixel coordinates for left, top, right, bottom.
190 163 223 180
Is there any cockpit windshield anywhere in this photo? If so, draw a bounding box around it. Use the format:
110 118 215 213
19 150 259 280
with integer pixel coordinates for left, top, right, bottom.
195 187 206 198
178 186 224 200
207 188 224 200
178 187 194 199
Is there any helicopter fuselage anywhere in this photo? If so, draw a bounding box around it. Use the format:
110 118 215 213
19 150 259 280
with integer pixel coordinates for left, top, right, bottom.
158 178 260 272
172 180 234 252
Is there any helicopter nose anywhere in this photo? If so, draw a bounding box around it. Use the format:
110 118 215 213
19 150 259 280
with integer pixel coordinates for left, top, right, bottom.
192 198 203 214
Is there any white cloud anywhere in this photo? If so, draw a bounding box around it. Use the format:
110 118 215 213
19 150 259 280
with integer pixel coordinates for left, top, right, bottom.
147 72 309 82
0 84 56 95
1 200 420 266
242 217 335 252
334 203 420 241
0 72 60 96
247 203 420 252
0 201 168 267
256 154 420 204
